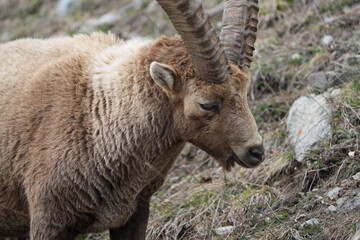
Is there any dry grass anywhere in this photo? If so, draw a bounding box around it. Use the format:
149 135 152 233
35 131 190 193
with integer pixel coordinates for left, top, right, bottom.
146 1 360 239
252 0 360 100
146 72 360 238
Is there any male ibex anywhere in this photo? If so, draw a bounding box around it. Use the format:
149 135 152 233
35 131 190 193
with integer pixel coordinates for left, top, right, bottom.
0 0 263 239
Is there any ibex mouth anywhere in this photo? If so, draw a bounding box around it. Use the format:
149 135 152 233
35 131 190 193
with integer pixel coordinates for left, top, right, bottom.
231 150 263 168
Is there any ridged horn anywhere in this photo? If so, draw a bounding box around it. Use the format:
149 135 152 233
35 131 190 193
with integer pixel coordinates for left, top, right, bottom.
220 0 259 70
156 0 230 84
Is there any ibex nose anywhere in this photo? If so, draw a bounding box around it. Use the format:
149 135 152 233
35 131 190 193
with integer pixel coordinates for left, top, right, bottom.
247 144 265 165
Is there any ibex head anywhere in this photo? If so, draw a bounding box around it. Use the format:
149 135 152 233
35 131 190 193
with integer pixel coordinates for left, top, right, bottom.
150 0 263 170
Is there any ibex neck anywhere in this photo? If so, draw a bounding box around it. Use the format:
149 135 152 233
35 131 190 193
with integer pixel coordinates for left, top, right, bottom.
87 39 184 178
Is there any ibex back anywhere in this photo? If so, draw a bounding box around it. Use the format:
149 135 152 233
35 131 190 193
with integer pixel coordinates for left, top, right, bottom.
0 0 264 239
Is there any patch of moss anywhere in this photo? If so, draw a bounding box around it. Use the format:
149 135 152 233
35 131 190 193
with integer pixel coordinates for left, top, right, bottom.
67 30 76 35
301 224 323 237
151 201 175 216
27 0 42 14
126 7 136 17
75 235 87 240
70 9 84 21
276 0 293 12
348 58 360 66
277 210 290 221
97 24 113 33
303 15 312 25
180 190 214 209
341 75 360 108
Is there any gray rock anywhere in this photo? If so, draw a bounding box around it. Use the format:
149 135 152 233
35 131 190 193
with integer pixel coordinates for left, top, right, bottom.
0 32 10 42
56 0 82 16
352 172 360 181
80 1 143 33
300 218 320 229
308 73 326 88
330 88 341 98
264 138 277 152
325 71 340 84
287 94 332 162
291 53 301 60
352 229 360 240
305 218 320 225
336 197 348 207
80 12 121 32
339 191 360 213
214 226 235 236
327 187 342 199
308 72 340 90
322 35 334 46
328 205 337 212
169 176 180 183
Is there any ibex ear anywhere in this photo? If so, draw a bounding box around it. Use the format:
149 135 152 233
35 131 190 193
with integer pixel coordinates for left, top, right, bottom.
150 62 175 93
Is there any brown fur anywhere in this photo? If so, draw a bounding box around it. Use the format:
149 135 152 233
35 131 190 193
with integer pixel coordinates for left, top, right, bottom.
0 32 262 239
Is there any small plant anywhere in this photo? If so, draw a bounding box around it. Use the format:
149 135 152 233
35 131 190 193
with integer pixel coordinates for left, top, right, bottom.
69 9 84 21
276 0 293 12
278 210 290 221
27 0 42 14
97 24 113 33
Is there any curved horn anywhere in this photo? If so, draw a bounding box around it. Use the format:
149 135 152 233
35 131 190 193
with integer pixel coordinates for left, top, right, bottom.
156 0 230 84
220 0 259 70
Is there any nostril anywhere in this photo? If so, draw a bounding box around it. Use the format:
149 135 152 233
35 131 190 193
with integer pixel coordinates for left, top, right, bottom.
249 145 265 161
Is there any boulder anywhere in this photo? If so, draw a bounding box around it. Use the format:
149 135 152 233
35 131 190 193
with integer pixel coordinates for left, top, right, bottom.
327 187 342 199
352 229 360 240
308 71 340 91
287 94 332 162
339 191 360 213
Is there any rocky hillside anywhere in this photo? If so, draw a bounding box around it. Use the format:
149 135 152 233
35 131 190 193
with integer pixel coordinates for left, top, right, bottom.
0 0 359 239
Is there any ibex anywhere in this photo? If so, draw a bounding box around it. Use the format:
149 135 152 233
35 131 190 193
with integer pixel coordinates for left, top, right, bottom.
0 0 263 239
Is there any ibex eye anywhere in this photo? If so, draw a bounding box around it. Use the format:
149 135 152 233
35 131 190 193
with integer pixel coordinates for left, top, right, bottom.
199 101 221 112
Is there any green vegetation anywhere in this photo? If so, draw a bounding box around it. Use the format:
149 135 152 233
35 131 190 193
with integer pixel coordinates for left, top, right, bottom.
278 210 290 221
27 0 42 14
70 9 84 21
252 98 290 123
97 24 113 33
303 14 312 25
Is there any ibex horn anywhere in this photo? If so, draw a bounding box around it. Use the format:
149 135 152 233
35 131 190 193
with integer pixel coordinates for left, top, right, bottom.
220 0 259 70
156 0 230 84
